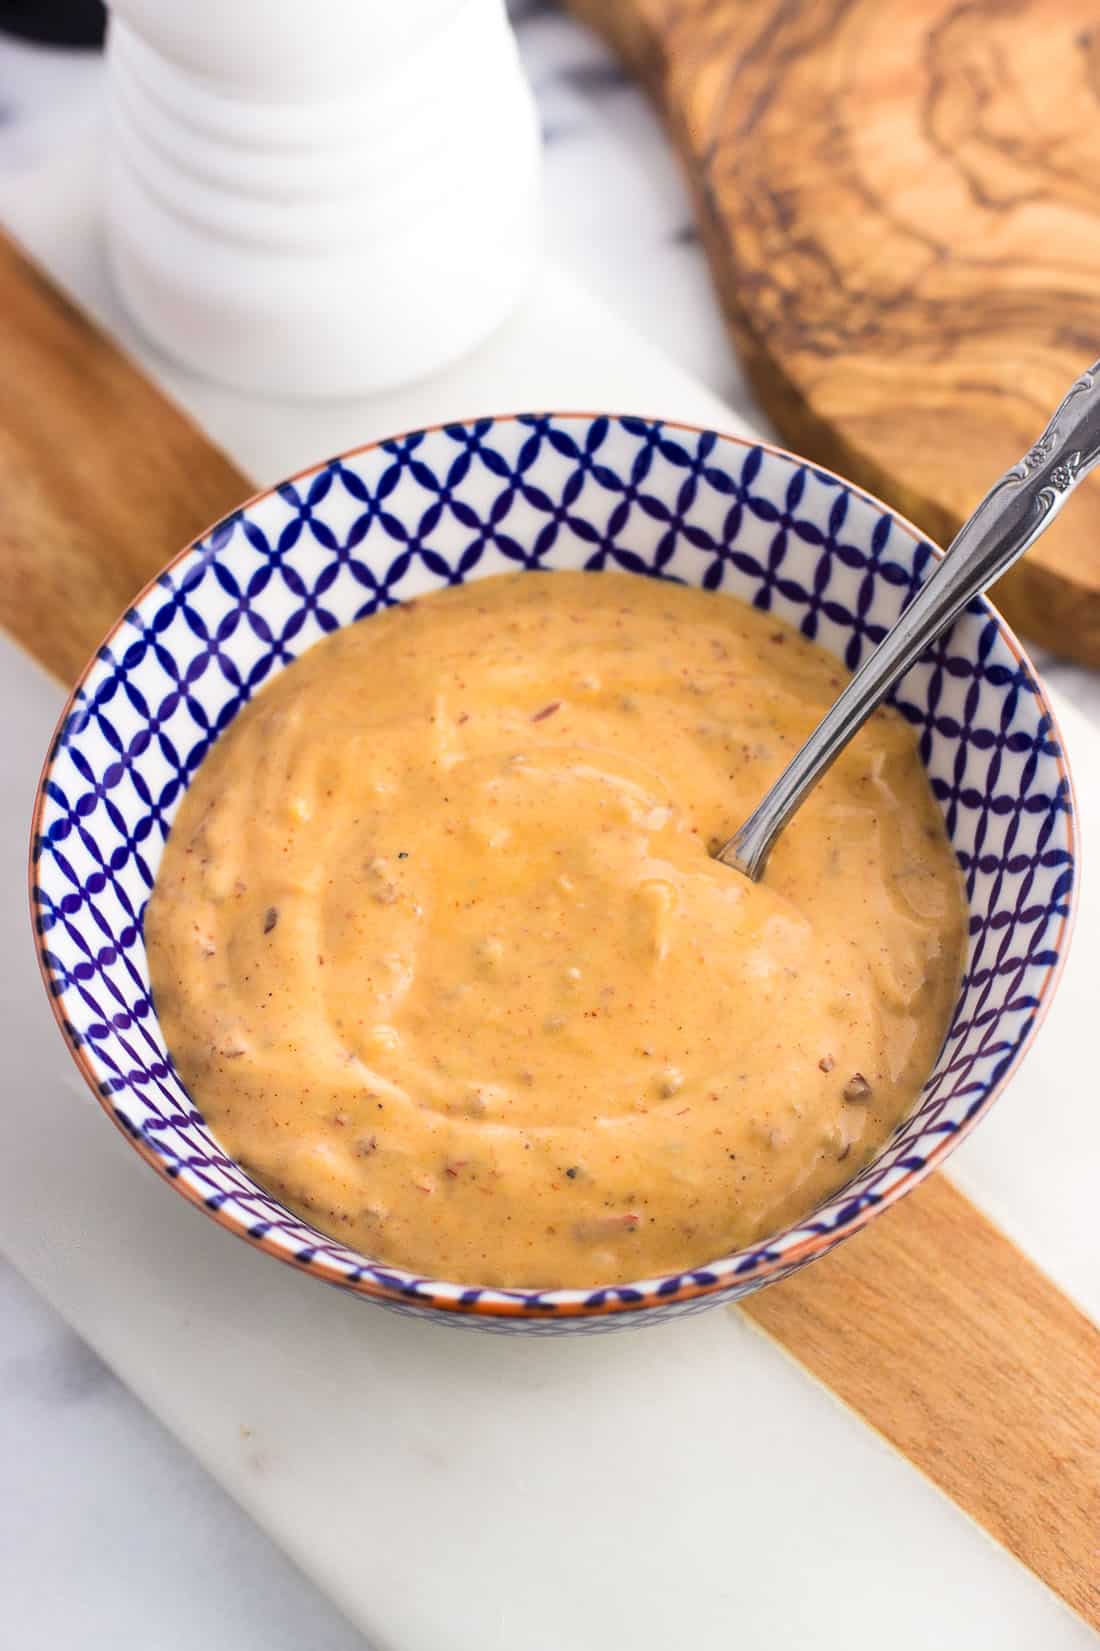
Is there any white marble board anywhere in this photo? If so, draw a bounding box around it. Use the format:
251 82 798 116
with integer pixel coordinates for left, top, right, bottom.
1 16 1097 1651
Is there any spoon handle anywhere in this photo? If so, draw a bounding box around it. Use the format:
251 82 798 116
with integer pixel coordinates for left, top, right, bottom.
718 360 1100 880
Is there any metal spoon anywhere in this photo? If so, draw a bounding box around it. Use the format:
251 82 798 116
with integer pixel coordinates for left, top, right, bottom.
716 361 1100 881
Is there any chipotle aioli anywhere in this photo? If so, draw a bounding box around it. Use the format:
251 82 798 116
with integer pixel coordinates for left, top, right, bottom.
145 572 965 1287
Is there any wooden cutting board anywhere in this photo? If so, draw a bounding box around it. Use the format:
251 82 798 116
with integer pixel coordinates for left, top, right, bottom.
567 0 1100 666
3 225 1098 1627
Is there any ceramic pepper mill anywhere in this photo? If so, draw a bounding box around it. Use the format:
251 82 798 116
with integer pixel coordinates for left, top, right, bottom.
103 0 541 398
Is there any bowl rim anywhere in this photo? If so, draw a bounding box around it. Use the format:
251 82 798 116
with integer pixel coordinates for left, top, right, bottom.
29 413 1081 1322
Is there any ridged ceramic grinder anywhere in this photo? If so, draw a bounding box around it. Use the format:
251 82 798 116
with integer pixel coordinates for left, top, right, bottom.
103 0 541 396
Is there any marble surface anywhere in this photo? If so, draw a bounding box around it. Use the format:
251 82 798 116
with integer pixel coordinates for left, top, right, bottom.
1 10 1098 1650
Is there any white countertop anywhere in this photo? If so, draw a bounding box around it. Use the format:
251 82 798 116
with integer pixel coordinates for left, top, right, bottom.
1 9 1098 1650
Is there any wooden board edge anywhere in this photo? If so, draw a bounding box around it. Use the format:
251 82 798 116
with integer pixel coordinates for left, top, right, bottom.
745 1174 1100 1628
564 0 1100 666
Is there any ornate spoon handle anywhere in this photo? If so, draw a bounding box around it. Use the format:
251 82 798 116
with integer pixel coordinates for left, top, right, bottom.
717 362 1100 881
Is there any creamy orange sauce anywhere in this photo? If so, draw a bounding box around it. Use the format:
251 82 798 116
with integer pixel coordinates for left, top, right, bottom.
145 572 965 1288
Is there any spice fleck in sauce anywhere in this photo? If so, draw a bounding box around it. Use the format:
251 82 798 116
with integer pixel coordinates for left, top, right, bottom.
145 572 966 1287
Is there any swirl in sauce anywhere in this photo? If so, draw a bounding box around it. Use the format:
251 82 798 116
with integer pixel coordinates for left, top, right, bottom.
145 572 965 1287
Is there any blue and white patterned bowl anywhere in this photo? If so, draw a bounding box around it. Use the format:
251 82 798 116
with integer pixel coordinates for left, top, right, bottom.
31 416 1077 1333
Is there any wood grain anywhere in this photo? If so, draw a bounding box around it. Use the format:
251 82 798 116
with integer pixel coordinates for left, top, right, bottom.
4 225 1099 1623
745 1176 1100 1627
0 232 247 683
568 0 1100 666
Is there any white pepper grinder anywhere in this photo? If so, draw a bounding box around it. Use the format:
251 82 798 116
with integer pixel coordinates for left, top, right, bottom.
103 0 541 398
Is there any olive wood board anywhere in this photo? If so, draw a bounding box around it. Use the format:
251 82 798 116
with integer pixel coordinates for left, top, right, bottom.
568 0 1100 667
2 226 1098 1632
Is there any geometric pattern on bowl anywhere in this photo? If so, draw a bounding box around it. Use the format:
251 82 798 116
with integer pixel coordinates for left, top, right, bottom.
31 416 1077 1332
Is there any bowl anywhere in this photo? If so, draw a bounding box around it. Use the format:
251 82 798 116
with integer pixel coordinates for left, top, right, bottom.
30 415 1078 1333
